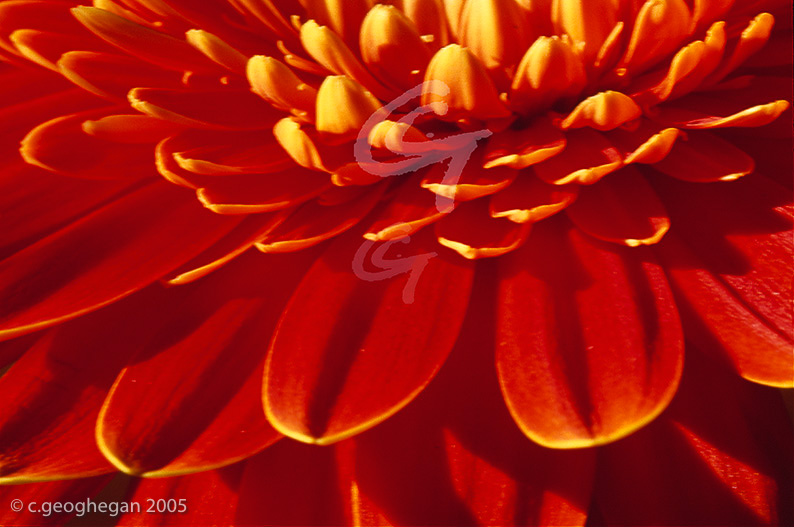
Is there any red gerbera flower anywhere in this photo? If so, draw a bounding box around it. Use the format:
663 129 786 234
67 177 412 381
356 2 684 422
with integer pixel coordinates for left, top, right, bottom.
0 0 792 525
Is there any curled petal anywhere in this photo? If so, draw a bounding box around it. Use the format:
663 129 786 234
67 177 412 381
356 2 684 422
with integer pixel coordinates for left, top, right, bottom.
558 91 642 132
436 199 531 259
489 173 579 224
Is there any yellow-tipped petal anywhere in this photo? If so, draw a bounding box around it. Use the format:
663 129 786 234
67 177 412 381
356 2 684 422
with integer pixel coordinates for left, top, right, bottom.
247 55 317 122
401 0 450 50
315 75 382 142
300 19 392 100
186 29 248 74
359 4 431 90
422 44 511 121
619 0 692 75
458 0 533 75
511 35 586 114
551 0 621 62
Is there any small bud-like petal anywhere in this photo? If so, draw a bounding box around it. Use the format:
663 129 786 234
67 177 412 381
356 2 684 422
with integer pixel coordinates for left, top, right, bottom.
359 5 431 91
422 44 511 121
619 0 692 75
247 55 317 122
551 0 621 62
316 75 382 142
511 35 586 114
458 0 533 75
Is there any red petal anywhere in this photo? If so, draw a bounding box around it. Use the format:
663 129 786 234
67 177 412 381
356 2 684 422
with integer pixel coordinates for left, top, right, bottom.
338 276 595 526
595 351 794 526
566 166 670 246
435 198 532 259
195 167 329 214
164 212 288 285
235 440 346 525
20 108 159 180
651 130 755 182
0 182 240 340
489 172 579 224
129 87 284 130
0 0 88 61
533 128 623 185
482 116 566 169
497 220 684 447
264 227 474 444
57 51 185 101
652 174 794 386
0 163 134 258
99 254 311 475
364 172 448 241
257 183 385 253
0 286 187 482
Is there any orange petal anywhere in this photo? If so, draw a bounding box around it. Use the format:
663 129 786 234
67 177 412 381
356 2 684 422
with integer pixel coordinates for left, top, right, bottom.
185 29 249 74
422 44 511 122
704 12 774 85
551 0 621 62
618 0 692 75
315 75 382 143
82 114 184 144
510 35 586 114
558 90 642 131
605 118 681 164
400 0 451 51
652 97 789 129
247 55 317 122
299 19 392 100
272 116 350 172
359 4 431 91
458 0 533 82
